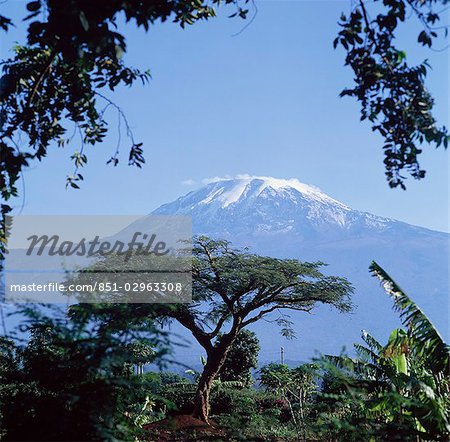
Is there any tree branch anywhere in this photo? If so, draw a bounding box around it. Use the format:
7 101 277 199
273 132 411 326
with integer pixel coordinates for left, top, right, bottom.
199 240 234 312
169 308 213 353
358 0 394 73
205 312 231 339
26 45 59 108
242 304 315 327
241 305 283 327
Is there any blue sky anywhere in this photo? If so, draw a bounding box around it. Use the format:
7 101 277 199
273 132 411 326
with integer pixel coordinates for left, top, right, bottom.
2 0 449 232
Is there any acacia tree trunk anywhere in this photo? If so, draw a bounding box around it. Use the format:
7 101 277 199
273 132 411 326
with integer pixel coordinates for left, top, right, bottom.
191 350 228 422
191 324 241 423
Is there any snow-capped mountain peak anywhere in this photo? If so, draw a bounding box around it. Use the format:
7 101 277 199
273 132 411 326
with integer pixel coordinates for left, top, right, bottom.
197 176 350 210
152 175 396 238
150 175 449 353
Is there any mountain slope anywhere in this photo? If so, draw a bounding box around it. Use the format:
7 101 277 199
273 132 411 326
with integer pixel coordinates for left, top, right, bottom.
153 176 449 363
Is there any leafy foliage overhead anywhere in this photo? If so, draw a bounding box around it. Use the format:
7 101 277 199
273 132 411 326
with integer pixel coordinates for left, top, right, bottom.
1 0 449 265
335 0 449 189
0 0 248 263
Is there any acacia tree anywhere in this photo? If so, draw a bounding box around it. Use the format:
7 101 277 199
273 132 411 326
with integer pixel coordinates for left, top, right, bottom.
164 237 353 423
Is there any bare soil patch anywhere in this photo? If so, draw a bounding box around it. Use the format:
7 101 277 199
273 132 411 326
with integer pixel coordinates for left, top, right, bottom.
143 414 227 441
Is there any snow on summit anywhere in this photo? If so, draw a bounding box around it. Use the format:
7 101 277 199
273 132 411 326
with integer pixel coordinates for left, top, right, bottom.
152 175 399 235
198 175 350 209
150 175 450 354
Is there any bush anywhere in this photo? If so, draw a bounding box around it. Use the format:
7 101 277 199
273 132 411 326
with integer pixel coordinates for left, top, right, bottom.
145 373 194 415
211 387 258 417
0 305 169 441
210 386 303 440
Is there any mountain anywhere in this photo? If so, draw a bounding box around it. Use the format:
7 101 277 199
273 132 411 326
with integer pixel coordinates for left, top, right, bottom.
154 176 425 239
153 176 449 364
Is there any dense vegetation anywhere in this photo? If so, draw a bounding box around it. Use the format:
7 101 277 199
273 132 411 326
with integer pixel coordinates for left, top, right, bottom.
0 248 448 441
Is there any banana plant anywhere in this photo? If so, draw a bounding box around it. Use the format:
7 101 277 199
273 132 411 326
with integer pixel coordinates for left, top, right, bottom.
317 262 450 440
369 261 450 375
